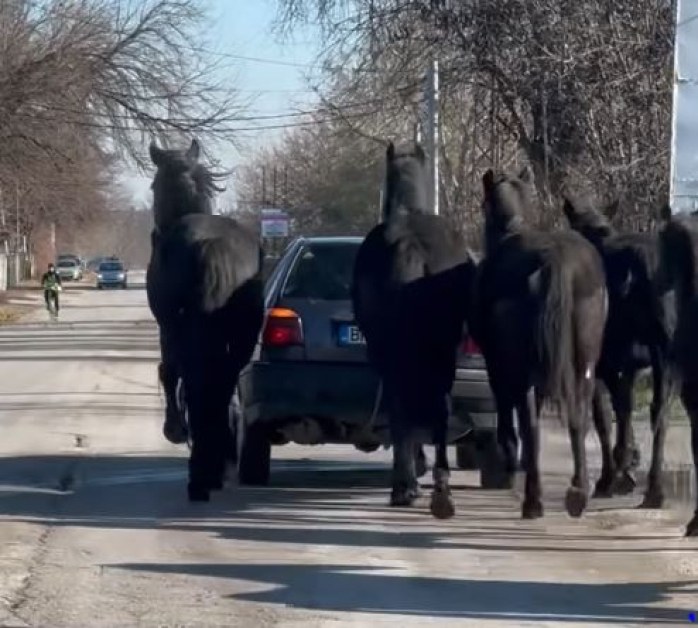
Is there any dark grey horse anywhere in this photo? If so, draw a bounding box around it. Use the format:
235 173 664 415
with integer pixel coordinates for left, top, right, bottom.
146 139 265 502
656 206 698 536
562 195 675 507
474 167 607 519
352 141 478 518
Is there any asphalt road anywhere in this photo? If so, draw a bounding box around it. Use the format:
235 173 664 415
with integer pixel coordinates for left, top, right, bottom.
0 274 697 627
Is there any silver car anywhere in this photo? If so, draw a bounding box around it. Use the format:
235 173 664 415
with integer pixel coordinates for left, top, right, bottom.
96 260 127 289
56 259 83 281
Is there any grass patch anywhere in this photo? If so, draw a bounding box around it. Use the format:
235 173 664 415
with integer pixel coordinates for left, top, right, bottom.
0 305 24 324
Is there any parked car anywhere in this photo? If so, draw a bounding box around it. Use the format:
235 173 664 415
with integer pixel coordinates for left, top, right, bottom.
236 235 501 487
96 259 127 289
56 258 83 281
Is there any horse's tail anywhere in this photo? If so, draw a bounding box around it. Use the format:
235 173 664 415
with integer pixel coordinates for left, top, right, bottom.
195 239 259 313
538 260 576 423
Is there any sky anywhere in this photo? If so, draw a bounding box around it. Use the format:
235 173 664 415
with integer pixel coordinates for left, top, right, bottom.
117 0 321 209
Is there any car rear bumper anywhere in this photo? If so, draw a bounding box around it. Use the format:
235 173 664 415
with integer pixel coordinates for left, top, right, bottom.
238 360 497 446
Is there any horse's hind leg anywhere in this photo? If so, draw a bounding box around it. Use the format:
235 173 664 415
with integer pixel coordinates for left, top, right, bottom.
516 388 543 519
640 350 672 509
430 393 455 520
387 387 420 507
608 370 638 495
591 381 615 498
682 382 698 537
565 379 593 518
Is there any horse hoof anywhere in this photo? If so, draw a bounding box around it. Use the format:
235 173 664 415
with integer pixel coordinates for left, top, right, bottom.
685 515 698 537
430 490 455 520
163 420 188 445
187 484 210 502
638 491 664 510
612 470 637 496
521 500 544 520
416 455 428 479
390 487 420 507
565 487 588 518
592 477 614 499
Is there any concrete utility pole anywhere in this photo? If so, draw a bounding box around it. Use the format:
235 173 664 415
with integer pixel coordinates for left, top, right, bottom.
425 59 440 216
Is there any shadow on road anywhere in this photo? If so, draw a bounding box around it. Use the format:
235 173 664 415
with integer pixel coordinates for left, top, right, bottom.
0 453 696 623
118 561 698 624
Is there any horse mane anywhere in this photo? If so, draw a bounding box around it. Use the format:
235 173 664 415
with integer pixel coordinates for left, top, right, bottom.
150 139 227 233
382 140 429 222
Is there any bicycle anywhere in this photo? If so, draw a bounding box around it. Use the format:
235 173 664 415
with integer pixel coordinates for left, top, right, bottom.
44 284 61 321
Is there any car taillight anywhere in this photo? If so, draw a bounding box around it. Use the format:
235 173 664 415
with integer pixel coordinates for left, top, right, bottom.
460 336 481 356
262 307 304 347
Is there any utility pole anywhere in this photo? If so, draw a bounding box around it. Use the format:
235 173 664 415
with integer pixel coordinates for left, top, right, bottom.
425 59 440 216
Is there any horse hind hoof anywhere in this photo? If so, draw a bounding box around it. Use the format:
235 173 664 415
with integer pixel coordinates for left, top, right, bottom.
612 470 637 496
521 500 544 520
685 515 698 537
187 484 210 502
565 487 588 518
430 490 455 520
390 487 420 507
163 420 188 445
592 477 614 499
638 491 665 510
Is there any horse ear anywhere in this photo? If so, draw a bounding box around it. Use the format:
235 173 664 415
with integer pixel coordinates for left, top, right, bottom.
605 199 620 220
149 141 165 166
186 138 200 163
414 143 426 162
482 169 495 193
518 164 533 184
386 141 395 161
562 196 577 222
659 203 672 222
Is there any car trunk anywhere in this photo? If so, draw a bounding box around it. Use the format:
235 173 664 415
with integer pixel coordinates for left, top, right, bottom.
276 296 367 363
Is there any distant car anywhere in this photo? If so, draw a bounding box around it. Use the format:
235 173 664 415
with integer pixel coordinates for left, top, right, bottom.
236 236 501 487
96 260 127 289
56 258 83 281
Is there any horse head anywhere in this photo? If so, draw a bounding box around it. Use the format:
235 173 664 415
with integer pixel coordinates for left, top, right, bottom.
382 140 429 221
149 138 225 233
481 165 533 252
561 193 617 250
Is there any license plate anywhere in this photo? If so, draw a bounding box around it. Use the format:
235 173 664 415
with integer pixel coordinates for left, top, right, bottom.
337 324 366 346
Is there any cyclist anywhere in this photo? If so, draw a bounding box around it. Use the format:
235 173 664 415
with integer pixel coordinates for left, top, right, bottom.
41 263 62 315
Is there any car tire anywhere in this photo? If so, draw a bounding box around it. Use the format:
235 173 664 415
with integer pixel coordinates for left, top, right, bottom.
478 430 511 490
97 284 103 290
455 435 479 470
237 409 271 486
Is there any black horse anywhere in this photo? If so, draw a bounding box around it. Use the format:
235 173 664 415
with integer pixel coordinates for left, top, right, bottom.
656 206 698 537
352 141 477 519
475 167 607 519
146 139 265 502
562 196 675 508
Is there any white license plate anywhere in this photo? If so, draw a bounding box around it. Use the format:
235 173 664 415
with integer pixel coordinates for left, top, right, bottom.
338 324 366 346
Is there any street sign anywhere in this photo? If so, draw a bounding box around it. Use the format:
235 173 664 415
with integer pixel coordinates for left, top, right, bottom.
260 208 290 238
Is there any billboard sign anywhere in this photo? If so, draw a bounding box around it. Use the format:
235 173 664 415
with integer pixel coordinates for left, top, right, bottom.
260 208 290 238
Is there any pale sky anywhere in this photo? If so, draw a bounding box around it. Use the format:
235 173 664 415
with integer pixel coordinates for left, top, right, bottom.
117 0 321 209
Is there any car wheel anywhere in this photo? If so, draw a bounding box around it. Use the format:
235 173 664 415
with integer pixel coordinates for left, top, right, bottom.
455 434 479 470
237 403 271 486
478 430 511 490
122 282 127 289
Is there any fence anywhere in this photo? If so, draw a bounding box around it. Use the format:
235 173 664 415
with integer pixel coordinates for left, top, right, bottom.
0 253 33 290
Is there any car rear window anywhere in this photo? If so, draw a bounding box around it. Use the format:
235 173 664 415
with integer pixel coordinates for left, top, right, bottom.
100 262 123 271
282 242 359 301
